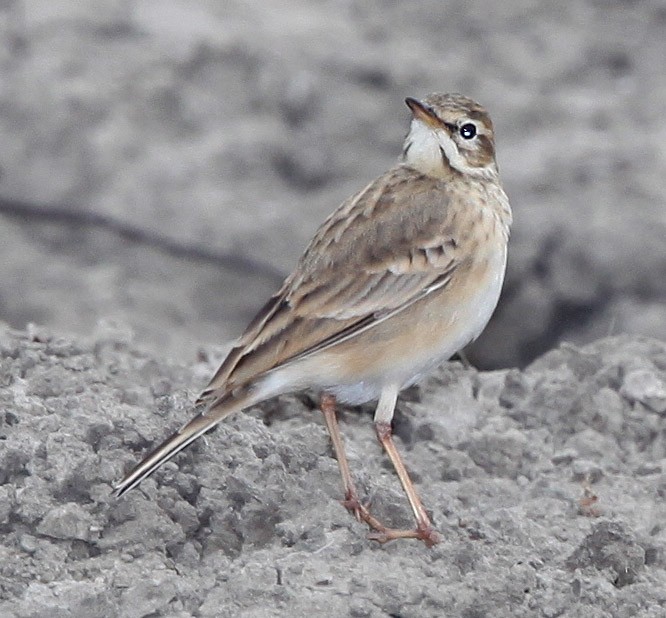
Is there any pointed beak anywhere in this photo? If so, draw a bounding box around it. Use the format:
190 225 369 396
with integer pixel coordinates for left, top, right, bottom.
405 97 442 129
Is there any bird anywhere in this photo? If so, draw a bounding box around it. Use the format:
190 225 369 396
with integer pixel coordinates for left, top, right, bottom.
114 93 512 547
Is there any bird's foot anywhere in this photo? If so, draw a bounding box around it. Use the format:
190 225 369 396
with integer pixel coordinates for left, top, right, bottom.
368 522 442 548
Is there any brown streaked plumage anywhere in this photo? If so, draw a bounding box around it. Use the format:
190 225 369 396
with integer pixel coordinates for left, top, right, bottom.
114 93 512 548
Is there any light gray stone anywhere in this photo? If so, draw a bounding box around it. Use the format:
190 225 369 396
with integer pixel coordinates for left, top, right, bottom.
1 0 666 368
0 325 665 616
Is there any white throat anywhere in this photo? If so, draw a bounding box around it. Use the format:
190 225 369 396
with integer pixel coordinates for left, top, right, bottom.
403 119 496 179
403 119 444 175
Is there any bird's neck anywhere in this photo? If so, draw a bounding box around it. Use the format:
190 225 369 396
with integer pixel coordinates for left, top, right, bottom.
401 120 455 179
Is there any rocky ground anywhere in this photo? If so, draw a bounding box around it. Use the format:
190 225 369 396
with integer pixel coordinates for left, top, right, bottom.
1 0 665 368
2 1 666 616
0 324 665 617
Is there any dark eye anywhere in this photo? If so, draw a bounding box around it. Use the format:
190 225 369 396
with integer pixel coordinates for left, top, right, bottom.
459 123 477 140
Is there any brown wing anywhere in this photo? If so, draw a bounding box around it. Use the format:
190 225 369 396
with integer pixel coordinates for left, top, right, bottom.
198 165 462 403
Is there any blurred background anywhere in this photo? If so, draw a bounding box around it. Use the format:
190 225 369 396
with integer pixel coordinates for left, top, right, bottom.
1 0 665 369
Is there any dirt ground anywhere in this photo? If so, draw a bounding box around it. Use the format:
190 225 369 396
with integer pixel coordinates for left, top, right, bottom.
0 326 665 616
1 1 666 616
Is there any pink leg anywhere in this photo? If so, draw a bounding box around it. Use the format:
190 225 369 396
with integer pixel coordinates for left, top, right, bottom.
320 393 390 534
370 421 441 548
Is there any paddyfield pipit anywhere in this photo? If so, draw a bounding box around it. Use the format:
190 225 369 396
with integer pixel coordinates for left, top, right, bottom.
115 93 512 547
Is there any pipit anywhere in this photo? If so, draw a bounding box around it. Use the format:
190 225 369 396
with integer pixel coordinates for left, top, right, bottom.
115 93 512 547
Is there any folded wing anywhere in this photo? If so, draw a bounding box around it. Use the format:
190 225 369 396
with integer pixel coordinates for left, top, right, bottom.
199 166 462 405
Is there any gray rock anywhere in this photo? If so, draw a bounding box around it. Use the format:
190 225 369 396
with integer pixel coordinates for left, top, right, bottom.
2 1 666 370
36 503 94 542
566 522 646 588
620 369 666 415
1 325 666 616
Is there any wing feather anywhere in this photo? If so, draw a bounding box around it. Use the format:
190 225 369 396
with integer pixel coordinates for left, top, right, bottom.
199 165 462 402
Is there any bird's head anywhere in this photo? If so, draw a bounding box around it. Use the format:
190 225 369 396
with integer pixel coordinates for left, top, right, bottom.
402 93 498 180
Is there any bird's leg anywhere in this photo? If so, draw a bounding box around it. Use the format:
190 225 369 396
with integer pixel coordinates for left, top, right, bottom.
453 349 473 369
370 386 442 547
320 393 388 533
321 391 440 546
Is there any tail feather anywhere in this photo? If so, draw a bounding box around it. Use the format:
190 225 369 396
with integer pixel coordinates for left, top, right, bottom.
113 393 246 497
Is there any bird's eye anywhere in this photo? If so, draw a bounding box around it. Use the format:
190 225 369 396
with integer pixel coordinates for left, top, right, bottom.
459 123 477 140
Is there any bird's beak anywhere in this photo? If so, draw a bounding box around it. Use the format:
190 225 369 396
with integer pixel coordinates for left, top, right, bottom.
405 97 442 129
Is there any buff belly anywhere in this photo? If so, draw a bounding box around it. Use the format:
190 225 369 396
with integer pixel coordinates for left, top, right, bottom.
315 247 507 404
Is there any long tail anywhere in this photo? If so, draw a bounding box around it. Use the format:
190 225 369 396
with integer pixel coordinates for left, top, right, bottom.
113 391 250 497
